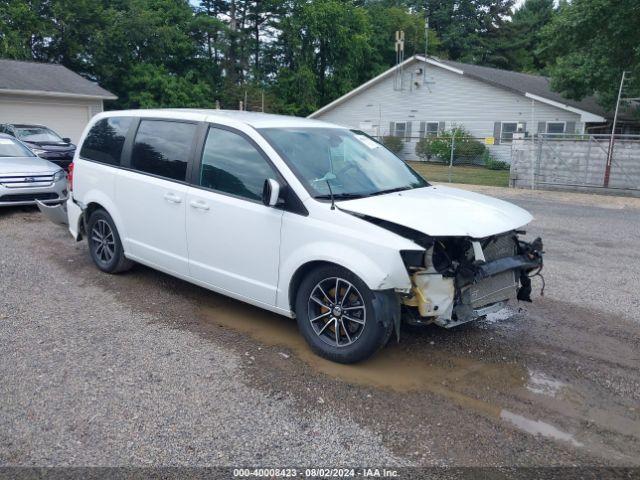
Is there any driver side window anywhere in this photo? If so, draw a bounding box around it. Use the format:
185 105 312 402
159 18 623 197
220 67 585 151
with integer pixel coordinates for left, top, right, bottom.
200 127 279 202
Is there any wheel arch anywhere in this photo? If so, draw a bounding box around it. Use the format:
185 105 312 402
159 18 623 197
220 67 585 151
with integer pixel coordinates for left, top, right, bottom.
280 243 410 314
288 260 340 313
80 191 127 244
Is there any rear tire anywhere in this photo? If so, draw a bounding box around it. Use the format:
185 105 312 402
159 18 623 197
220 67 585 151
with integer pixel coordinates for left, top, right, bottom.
87 209 133 274
295 265 392 364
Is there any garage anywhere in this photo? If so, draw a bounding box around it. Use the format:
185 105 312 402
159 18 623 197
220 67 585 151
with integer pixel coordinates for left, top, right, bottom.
0 59 116 143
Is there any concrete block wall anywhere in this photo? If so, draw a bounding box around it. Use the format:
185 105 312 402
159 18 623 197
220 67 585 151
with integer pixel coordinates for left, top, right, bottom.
510 139 640 195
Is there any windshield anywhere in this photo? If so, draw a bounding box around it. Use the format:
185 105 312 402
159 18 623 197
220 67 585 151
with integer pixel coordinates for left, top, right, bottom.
15 126 63 143
259 127 428 199
0 138 36 158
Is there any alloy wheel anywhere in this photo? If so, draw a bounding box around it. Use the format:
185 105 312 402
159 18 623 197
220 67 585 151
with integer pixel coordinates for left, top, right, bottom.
307 277 366 348
90 219 116 264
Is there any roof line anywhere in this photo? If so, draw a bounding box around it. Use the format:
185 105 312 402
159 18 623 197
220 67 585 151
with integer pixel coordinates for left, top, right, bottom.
308 56 418 118
414 55 464 75
0 88 117 101
309 54 605 120
524 92 606 123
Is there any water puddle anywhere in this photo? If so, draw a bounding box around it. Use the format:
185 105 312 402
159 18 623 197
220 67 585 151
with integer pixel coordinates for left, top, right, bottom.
484 307 515 324
501 410 583 447
526 370 566 398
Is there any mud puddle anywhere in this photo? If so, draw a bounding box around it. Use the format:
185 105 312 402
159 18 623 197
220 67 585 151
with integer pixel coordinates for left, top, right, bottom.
197 298 525 393
500 410 583 447
196 296 640 462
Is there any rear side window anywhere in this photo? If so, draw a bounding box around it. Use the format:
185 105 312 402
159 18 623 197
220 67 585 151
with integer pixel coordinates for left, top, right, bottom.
131 120 196 181
80 117 133 165
199 127 279 201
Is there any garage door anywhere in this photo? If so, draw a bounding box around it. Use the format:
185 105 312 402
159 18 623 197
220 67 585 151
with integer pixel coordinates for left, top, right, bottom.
0 99 91 143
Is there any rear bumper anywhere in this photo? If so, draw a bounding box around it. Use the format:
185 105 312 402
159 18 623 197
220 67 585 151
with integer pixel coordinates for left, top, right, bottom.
36 199 69 224
36 196 84 240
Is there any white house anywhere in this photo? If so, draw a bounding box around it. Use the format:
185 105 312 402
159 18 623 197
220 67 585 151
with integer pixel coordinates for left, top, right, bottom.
309 55 610 162
0 59 116 143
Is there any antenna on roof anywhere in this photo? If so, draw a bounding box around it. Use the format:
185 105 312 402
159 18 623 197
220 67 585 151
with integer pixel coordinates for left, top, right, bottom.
421 0 436 90
424 1 429 84
394 30 405 91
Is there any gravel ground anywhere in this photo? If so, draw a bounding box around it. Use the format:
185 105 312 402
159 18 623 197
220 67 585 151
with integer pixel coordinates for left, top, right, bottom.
1 186 639 468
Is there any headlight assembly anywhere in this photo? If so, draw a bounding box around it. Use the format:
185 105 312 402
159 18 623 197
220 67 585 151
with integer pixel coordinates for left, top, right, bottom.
53 170 66 182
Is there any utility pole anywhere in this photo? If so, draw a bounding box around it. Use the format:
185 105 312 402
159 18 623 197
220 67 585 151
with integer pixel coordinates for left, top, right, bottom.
448 129 456 183
530 98 535 190
604 71 628 187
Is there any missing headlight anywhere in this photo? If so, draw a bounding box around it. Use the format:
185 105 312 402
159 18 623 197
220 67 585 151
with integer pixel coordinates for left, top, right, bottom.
400 250 426 272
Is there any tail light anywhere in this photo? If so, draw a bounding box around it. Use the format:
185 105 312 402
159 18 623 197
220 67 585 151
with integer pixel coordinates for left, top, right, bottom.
67 162 74 191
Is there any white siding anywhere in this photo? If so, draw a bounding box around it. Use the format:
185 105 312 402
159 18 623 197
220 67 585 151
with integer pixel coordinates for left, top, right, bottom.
0 94 104 143
314 59 582 162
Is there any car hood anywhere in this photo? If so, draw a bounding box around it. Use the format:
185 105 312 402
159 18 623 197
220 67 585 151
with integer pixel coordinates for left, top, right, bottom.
23 140 75 151
338 185 533 238
0 156 61 175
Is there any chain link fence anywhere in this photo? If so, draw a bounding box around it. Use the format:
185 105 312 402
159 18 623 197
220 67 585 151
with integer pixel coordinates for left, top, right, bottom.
368 131 640 194
371 132 511 184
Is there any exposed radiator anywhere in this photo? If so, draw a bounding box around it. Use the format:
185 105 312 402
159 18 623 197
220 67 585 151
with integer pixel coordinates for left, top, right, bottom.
463 234 518 308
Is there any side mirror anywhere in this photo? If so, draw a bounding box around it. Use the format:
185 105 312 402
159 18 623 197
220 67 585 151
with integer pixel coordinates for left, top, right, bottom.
262 178 281 207
62 137 71 143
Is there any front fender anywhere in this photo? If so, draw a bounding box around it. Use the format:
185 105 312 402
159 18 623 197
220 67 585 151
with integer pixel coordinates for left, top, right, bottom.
276 240 411 312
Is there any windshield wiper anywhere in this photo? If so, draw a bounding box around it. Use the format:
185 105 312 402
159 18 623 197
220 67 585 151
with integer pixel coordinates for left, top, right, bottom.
315 192 367 200
367 186 413 197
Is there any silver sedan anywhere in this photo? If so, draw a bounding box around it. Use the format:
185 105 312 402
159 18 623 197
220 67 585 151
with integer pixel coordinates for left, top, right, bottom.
0 133 68 207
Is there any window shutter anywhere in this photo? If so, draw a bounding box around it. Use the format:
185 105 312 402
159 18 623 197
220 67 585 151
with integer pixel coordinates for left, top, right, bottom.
493 122 501 144
438 121 445 135
405 121 412 140
537 121 546 133
419 122 426 138
566 121 575 134
389 121 395 136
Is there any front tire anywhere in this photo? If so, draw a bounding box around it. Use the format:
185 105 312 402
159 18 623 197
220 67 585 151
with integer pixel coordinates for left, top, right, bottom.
87 209 133 273
295 265 392 364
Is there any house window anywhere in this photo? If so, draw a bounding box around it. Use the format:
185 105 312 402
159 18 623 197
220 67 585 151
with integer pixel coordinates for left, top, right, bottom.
425 122 439 137
501 122 518 143
394 122 406 138
546 122 565 135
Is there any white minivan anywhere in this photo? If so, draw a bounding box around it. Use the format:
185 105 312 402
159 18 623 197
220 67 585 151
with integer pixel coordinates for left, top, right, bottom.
39 109 543 363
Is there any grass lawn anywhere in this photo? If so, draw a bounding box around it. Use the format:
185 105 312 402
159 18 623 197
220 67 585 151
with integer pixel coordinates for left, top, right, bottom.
408 162 510 188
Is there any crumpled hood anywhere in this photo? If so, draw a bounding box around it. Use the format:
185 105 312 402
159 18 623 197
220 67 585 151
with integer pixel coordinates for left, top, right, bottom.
0 156 61 175
339 185 533 238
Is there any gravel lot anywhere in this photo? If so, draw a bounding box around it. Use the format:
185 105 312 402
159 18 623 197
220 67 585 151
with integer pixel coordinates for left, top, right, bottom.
1 186 639 468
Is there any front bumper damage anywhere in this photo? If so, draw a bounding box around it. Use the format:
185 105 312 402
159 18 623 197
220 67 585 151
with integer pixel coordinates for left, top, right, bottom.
400 233 543 328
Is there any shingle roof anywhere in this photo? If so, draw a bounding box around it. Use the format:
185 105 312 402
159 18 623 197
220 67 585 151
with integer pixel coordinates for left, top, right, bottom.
436 58 615 120
0 59 116 99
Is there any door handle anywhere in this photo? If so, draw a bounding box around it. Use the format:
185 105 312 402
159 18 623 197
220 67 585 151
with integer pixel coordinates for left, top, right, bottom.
189 200 210 211
164 193 182 204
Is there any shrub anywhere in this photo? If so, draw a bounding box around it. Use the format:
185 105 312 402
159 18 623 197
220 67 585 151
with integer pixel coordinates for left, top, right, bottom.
455 137 486 161
382 135 404 154
415 127 486 164
483 152 510 170
415 136 450 162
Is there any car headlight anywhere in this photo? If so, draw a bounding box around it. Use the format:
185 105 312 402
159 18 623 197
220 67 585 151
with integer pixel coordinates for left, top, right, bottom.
53 170 66 182
32 148 47 156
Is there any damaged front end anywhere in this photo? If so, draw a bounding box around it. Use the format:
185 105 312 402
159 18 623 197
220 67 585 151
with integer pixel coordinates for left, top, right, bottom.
399 232 544 328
